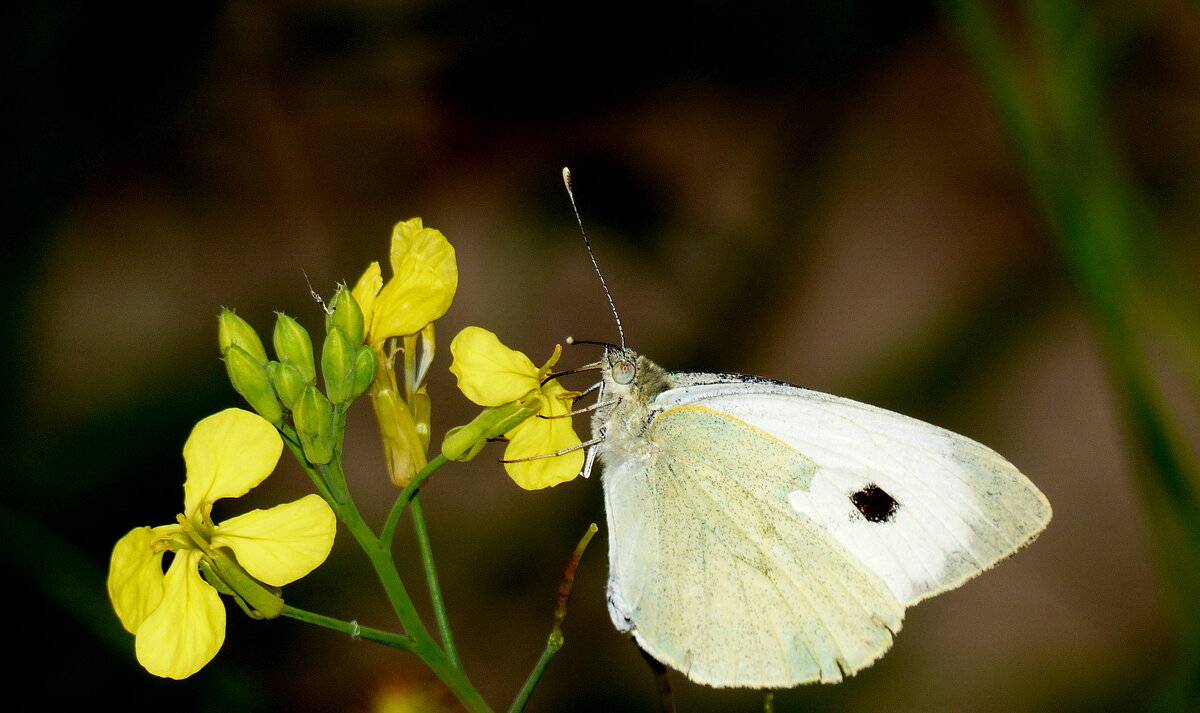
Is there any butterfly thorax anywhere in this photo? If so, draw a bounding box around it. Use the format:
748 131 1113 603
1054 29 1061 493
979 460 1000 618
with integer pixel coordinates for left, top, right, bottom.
592 348 673 464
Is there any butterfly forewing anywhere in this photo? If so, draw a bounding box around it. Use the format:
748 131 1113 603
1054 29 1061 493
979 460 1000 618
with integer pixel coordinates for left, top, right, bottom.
654 379 1052 607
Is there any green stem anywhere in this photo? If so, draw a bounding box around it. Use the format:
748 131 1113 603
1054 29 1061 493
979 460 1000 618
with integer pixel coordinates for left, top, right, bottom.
316 461 352 506
381 453 447 549
284 445 492 713
326 458 491 712
282 605 415 650
508 640 560 713
411 492 460 666
333 402 349 460
279 426 340 505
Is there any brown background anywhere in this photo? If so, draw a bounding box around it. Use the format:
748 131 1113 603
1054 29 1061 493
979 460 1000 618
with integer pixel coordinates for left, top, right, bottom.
7 1 1199 712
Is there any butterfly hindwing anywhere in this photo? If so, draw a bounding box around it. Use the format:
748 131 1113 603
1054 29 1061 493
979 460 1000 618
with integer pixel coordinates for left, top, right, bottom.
604 404 905 688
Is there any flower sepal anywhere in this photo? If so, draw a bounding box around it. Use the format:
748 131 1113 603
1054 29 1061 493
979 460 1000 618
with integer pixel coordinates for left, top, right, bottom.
441 391 544 462
371 384 427 486
352 345 376 399
200 548 285 620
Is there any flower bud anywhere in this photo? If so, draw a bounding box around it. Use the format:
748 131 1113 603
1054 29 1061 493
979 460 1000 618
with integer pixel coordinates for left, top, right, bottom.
224 345 283 424
321 327 357 404
351 345 376 399
267 361 308 409
293 386 335 464
218 309 268 363
326 286 365 346
273 313 316 383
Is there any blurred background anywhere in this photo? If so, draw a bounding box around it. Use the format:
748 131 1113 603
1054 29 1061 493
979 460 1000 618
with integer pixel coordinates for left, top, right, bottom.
5 1 1199 711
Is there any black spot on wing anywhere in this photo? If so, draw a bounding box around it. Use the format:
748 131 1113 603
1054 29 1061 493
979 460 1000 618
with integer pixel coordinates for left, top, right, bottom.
851 484 898 523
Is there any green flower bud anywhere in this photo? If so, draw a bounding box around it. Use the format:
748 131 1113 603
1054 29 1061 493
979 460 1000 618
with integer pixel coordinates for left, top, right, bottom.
293 386 335 464
351 344 376 399
327 286 366 346
224 345 283 423
273 313 316 382
321 327 357 404
218 309 268 363
267 360 308 409
440 393 542 462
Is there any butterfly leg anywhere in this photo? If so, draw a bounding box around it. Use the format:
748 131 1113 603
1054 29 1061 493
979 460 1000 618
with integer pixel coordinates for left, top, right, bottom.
636 643 676 713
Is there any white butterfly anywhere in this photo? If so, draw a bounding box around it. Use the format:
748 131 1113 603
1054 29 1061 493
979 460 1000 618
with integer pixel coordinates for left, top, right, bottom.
581 347 1051 689
557 167 1050 689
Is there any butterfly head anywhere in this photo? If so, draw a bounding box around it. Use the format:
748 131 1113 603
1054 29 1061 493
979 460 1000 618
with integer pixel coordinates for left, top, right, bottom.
579 347 671 475
597 347 672 415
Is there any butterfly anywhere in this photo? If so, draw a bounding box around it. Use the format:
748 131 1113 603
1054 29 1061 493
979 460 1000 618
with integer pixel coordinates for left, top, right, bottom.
580 348 1051 688
560 168 1052 689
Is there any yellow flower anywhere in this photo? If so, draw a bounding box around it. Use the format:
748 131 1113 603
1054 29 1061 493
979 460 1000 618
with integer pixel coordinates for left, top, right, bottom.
352 217 457 347
449 326 584 490
107 408 337 679
351 218 458 486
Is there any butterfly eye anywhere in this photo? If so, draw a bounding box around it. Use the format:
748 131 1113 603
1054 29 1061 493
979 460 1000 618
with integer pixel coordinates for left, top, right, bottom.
613 359 636 385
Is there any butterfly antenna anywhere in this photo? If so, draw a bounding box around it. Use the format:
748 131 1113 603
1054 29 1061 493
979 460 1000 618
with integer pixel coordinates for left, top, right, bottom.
563 167 625 349
565 336 619 350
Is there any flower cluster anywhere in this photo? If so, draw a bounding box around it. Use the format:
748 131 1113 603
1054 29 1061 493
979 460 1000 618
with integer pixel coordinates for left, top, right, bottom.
108 217 588 684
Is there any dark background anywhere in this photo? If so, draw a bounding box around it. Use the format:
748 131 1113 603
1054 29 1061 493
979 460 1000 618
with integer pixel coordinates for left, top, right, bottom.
5 1 1199 712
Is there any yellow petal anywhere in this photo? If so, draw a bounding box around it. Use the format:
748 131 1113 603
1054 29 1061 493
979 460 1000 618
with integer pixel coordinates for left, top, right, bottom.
449 327 540 406
182 408 283 522
502 381 584 489
108 526 171 634
351 261 383 330
210 494 338 587
134 550 225 679
369 219 458 340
